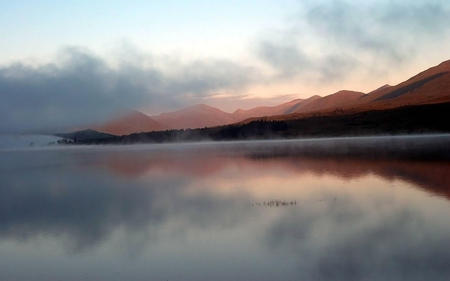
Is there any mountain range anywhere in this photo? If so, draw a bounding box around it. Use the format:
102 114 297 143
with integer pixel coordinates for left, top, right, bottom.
93 60 450 136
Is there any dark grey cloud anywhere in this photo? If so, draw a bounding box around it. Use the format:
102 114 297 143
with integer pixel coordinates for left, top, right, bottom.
257 41 310 77
0 47 257 133
1 0 449 134
257 39 357 81
257 0 450 81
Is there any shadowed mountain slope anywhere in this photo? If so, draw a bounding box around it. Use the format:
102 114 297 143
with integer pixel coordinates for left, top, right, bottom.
291 90 365 114
354 60 450 110
91 60 450 134
242 60 450 123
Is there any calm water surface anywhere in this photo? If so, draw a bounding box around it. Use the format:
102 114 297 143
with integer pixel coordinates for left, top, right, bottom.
1 135 450 281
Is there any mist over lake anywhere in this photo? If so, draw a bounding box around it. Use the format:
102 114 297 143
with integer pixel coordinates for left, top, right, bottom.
1 135 449 281
2 0 450 279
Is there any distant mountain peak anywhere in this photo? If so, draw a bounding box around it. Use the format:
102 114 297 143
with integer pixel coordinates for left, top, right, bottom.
187 103 226 112
366 84 392 95
94 110 165 136
332 90 365 96
153 103 235 130
185 103 212 110
158 103 228 117
286 98 304 103
438 59 450 67
91 59 450 135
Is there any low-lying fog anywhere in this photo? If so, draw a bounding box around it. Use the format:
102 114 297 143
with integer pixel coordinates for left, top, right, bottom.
0 134 61 149
1 134 449 281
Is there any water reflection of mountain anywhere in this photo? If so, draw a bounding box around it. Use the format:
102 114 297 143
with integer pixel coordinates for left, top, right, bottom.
96 149 450 200
1 138 450 280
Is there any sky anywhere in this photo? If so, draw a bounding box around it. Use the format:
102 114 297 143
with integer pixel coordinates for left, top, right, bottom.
1 0 450 132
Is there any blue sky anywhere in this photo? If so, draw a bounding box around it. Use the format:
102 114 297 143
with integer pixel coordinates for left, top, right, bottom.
0 0 296 63
0 0 450 132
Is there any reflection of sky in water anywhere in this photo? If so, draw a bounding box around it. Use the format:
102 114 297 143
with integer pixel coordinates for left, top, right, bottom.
0 137 450 281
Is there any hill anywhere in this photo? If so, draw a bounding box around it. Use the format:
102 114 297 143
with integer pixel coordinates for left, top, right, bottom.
56 129 115 142
88 59 450 135
291 90 365 114
95 110 166 136
152 104 237 129
66 102 450 145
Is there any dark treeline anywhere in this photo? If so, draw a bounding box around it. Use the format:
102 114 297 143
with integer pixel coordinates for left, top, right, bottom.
68 102 450 144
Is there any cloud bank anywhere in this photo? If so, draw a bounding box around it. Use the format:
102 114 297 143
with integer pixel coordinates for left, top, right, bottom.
0 48 257 133
257 0 450 81
1 0 450 133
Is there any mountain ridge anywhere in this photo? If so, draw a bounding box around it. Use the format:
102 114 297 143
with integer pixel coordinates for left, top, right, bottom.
91 59 450 135
95 110 166 136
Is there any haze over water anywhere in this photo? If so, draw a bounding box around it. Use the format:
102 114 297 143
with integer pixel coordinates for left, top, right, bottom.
1 135 450 281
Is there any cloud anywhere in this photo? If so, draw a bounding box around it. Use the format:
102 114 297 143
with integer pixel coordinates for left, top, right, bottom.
0 47 257 133
257 0 450 82
1 0 450 133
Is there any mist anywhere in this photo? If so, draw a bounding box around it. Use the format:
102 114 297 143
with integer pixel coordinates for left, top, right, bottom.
0 47 257 133
1 0 449 134
256 0 450 82
1 137 450 280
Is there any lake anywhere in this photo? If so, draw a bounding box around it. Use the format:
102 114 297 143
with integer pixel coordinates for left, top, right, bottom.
1 135 450 281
